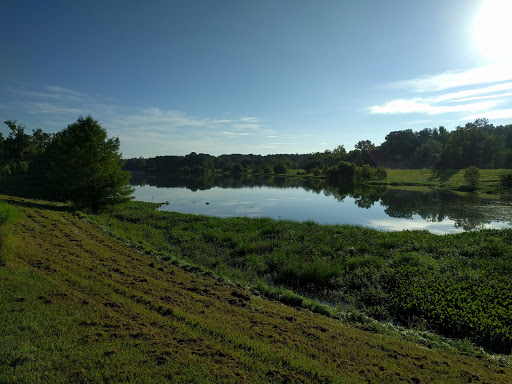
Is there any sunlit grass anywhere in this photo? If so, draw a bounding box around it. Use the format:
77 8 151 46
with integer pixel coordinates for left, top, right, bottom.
372 169 507 193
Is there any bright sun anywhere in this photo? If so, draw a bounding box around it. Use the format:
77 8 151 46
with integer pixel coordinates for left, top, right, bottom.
473 0 512 63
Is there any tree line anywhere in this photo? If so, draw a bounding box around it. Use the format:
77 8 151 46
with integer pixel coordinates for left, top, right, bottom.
124 118 512 180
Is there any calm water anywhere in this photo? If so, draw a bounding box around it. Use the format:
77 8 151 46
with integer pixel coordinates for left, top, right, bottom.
131 176 512 234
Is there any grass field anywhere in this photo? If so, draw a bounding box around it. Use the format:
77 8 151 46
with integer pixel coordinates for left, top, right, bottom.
369 169 508 193
2 195 512 383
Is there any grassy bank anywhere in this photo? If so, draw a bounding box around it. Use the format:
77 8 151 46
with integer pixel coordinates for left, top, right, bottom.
87 200 512 355
368 168 507 193
3 195 512 382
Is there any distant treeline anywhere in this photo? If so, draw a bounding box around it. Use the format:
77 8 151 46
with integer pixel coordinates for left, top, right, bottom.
3 118 512 178
124 119 512 175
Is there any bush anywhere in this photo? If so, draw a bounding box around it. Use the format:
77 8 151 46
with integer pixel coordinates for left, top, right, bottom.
500 171 512 188
273 162 288 174
354 164 375 182
464 166 480 187
375 166 387 180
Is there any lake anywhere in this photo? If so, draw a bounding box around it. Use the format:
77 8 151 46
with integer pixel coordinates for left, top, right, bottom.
131 175 512 234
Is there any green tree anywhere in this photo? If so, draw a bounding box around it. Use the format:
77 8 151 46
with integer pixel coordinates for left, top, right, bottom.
375 166 387 180
263 165 274 174
464 166 481 188
354 164 375 182
231 163 244 175
45 116 133 211
500 171 512 188
326 161 356 185
274 162 288 174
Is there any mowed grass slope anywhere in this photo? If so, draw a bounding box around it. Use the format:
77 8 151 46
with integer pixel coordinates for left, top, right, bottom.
1 195 511 383
369 169 506 192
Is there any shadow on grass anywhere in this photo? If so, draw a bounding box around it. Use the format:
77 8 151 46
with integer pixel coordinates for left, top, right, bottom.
0 196 73 212
0 176 49 198
0 176 73 213
428 169 459 182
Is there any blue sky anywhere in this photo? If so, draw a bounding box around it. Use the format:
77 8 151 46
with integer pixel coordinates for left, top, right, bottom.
2 0 512 158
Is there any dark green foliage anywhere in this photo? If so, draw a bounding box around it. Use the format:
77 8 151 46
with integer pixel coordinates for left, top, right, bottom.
464 166 481 186
263 165 274 174
45 116 133 211
375 165 387 179
500 170 512 188
326 161 355 185
354 164 375 182
1 121 52 176
230 163 244 175
273 162 288 174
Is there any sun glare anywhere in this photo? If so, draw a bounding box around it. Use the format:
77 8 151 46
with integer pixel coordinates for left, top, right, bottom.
473 0 512 63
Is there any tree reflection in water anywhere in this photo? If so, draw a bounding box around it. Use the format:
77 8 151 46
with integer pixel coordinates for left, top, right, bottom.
130 173 512 231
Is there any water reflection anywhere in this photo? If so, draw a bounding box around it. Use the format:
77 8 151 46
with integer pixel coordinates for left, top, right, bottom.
130 173 512 233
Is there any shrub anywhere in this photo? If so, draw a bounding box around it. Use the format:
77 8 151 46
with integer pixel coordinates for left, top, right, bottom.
464 166 480 187
500 170 512 188
375 166 387 180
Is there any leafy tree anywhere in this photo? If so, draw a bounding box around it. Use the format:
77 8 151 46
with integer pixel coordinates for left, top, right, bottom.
274 162 288 174
231 163 244 175
332 144 347 156
45 116 133 211
500 171 512 188
263 165 274 174
354 164 375 182
253 165 264 174
380 129 419 166
414 139 442 168
311 167 322 176
326 161 355 185
355 140 375 153
464 166 481 187
2 120 53 175
375 166 387 180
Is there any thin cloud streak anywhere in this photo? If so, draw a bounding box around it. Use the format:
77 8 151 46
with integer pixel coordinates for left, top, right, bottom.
464 109 512 121
388 64 512 93
368 98 501 115
433 82 512 102
10 85 96 103
449 92 512 103
27 102 87 115
369 65 512 118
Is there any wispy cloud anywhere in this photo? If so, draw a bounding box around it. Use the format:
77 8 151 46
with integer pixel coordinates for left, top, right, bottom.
464 108 512 121
27 102 87 115
369 64 512 121
5 84 279 156
10 85 95 103
387 64 512 93
368 98 502 115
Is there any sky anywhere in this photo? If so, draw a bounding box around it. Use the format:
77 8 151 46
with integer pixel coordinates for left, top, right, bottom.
2 0 512 158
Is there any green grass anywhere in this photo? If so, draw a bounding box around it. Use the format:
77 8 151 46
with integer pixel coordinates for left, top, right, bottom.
369 168 508 193
87 200 512 354
0 201 20 266
2 195 512 382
